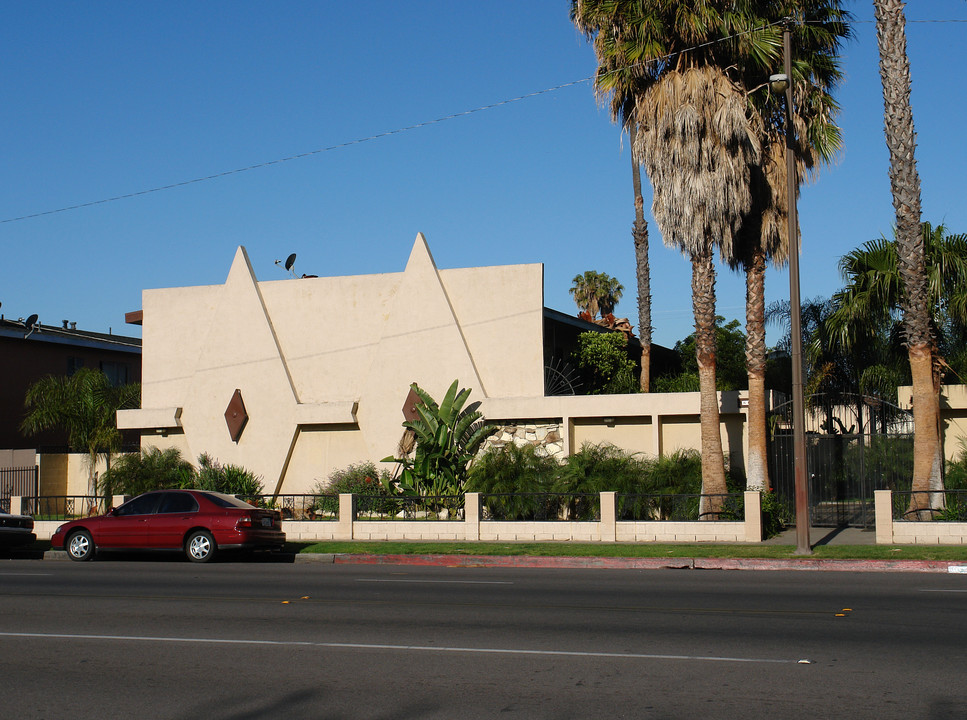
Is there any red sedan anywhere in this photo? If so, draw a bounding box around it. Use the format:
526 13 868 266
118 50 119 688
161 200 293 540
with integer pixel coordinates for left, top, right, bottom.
51 489 286 562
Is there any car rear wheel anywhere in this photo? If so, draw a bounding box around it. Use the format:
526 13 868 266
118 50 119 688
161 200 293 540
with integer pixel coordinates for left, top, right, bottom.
66 530 94 561
185 530 216 563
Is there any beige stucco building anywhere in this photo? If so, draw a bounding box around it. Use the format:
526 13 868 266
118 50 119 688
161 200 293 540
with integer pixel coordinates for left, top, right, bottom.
118 234 750 494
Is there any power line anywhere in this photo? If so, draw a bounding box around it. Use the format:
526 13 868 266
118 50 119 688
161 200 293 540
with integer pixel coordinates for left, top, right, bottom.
2 17 963 226
1 78 592 225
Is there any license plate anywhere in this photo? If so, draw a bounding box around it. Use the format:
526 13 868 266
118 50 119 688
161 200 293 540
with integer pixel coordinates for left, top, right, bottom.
261 517 272 528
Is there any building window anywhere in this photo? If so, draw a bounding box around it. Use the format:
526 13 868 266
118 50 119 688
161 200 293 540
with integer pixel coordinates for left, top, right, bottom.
67 357 85 376
100 361 129 386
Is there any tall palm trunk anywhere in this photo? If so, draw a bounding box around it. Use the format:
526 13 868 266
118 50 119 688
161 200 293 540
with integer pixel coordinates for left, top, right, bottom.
874 0 942 515
693 246 728 517
745 245 770 491
629 121 652 392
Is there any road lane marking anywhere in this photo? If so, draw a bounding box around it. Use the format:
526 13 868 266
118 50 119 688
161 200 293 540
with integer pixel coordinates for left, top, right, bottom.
356 579 513 585
0 631 795 665
0 573 51 576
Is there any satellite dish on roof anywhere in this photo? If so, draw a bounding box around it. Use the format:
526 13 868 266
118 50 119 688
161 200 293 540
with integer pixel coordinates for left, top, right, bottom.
274 253 299 278
24 313 39 339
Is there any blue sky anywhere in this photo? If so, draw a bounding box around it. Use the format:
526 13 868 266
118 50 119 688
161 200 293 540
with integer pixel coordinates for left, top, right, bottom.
2 1 965 349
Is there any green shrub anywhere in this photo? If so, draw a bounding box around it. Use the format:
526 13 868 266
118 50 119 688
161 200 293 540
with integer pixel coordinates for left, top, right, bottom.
195 453 264 496
314 462 393 496
311 462 398 516
98 447 196 497
760 490 792 538
98 448 264 499
467 444 562 520
558 443 651 494
647 450 703 495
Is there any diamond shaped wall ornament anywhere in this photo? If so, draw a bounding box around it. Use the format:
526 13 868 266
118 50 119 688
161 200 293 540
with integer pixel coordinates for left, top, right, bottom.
224 389 249 443
402 386 422 422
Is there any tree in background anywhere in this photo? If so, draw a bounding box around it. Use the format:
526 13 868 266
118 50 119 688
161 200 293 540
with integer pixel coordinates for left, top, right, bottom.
653 318 748 394
573 331 639 395
569 270 624 320
21 367 141 496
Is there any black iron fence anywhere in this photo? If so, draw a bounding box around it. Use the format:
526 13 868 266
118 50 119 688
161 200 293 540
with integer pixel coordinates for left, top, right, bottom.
769 394 915 528
355 494 464 520
237 494 339 520
616 493 742 522
1 466 39 512
20 496 109 521
892 490 967 522
479 493 600 521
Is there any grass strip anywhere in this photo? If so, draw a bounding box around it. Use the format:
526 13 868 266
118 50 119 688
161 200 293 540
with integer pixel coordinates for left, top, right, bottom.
290 541 967 562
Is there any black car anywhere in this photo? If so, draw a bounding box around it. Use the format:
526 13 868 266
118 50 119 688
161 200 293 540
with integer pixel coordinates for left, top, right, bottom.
0 508 37 549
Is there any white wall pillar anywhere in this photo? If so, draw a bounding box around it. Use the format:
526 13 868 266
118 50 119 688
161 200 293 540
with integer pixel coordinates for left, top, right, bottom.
339 493 355 540
874 490 893 545
465 493 480 541
743 491 762 542
600 492 616 542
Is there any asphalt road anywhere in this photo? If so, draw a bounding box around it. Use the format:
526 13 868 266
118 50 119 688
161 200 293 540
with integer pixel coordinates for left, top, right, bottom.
1 558 965 719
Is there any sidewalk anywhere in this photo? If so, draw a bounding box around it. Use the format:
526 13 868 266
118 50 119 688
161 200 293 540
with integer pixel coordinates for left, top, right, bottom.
33 526 967 572
290 527 966 573
761 526 878 546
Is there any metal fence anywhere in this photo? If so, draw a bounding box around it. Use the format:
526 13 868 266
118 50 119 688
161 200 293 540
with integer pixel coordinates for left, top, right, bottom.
1 466 39 512
616 493 742 522
20 496 109 521
479 493 601 521
354 494 465 520
892 490 967 522
769 394 915 528
237 494 339 520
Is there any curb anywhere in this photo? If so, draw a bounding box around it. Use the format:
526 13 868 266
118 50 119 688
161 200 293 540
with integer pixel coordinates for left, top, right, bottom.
302 552 967 573
35 550 967 573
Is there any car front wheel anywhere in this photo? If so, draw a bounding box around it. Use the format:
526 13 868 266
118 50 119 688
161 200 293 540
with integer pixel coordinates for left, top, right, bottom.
185 530 216 563
66 530 94 561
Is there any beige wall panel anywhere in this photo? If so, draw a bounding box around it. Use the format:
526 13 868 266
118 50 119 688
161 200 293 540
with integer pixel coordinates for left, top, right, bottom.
570 417 654 456
38 454 68 496
440 264 544 398
355 235 493 462
282 426 369 494
942 414 967 462
260 274 398 403
659 415 702 456
140 285 218 409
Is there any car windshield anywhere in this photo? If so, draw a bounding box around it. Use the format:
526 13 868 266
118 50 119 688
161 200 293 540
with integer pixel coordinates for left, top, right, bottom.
199 492 255 509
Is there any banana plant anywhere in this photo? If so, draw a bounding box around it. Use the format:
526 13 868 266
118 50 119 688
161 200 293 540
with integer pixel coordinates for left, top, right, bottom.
382 380 493 498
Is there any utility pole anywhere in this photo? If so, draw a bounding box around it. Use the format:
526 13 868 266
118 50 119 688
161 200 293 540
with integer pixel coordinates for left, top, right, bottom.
771 21 811 554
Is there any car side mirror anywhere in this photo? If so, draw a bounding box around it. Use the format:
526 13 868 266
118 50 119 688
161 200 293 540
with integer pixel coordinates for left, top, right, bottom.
108 507 118 516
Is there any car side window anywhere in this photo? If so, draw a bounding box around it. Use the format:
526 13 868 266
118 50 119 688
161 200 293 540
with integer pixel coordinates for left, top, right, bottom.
158 493 199 514
115 494 160 516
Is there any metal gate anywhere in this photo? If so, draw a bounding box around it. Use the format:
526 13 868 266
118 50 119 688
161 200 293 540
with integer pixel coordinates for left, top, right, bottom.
0 466 39 513
768 394 914 528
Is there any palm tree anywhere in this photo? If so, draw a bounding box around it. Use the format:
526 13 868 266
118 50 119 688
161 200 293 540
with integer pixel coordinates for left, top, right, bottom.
873 0 943 515
733 5 850 492
570 270 623 320
630 121 652 391
21 367 141 497
826 224 967 423
573 1 770 514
